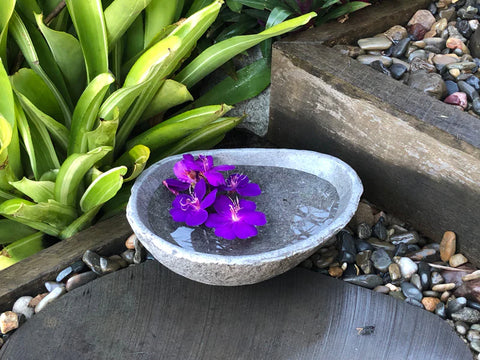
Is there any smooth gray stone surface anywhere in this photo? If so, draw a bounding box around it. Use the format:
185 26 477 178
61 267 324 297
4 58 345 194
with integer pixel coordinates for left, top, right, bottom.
0 262 471 360
127 148 363 286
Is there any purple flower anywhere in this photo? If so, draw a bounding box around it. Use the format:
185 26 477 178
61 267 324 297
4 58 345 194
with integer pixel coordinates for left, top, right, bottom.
221 173 261 197
205 195 266 240
170 179 217 226
163 178 190 195
196 155 235 186
173 154 200 185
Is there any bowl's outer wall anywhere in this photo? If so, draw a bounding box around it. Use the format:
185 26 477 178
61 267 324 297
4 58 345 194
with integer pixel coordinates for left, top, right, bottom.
127 149 362 286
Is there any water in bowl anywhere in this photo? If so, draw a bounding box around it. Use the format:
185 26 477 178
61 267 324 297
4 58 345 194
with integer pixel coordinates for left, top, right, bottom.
147 165 339 256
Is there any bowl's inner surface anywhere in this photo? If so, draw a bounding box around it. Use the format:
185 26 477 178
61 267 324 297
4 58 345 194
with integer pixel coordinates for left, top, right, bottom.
147 165 339 256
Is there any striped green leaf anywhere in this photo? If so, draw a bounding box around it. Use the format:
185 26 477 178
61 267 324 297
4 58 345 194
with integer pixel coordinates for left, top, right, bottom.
114 145 150 182
1 232 46 264
0 0 15 68
55 146 112 207
58 205 102 239
0 219 37 245
80 166 127 212
65 0 109 82
144 0 177 49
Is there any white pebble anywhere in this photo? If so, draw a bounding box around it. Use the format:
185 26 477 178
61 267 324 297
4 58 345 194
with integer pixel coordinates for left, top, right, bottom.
35 286 66 313
12 296 34 319
396 257 418 279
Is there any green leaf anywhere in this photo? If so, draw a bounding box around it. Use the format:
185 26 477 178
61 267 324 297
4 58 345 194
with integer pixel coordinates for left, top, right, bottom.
117 0 223 150
65 0 109 82
85 108 119 166
0 198 77 235
1 232 46 262
104 0 152 49
35 13 86 104
0 219 37 245
320 0 341 9
0 0 15 68
317 2 369 24
175 12 317 88
15 92 69 154
68 73 115 155
0 58 15 126
10 68 64 123
266 6 292 28
9 11 72 125
141 79 193 121
15 98 60 180
215 16 259 42
9 177 55 203
113 144 150 182
186 0 215 16
144 0 177 49
123 13 144 63
150 116 243 163
187 58 270 108
79 166 127 212
58 205 102 239
127 104 232 152
0 189 16 201
226 0 243 12
54 146 112 207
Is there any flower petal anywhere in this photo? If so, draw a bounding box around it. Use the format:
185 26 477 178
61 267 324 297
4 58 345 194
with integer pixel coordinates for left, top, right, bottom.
205 213 229 228
213 164 235 172
238 182 261 197
214 225 236 240
163 179 190 195
194 178 206 199
232 222 258 239
170 208 187 222
172 194 189 208
185 209 208 226
214 195 233 215
204 170 225 186
240 210 267 226
201 189 217 209
239 198 256 211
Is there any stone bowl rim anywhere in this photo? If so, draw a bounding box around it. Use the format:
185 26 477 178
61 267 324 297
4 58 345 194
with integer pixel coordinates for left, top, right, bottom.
127 148 363 266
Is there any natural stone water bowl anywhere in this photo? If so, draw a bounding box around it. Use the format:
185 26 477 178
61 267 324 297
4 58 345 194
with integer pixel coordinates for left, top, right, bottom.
127 148 363 286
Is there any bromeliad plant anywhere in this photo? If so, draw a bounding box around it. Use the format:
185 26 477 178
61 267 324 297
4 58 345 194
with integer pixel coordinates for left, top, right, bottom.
0 0 316 268
164 154 266 239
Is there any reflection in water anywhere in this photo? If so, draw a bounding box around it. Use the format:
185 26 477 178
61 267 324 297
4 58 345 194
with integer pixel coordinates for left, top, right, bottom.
148 165 339 256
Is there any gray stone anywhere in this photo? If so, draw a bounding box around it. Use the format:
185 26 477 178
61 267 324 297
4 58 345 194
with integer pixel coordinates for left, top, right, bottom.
471 339 480 353
343 274 383 289
447 297 468 316
66 271 97 292
356 222 371 239
390 232 419 245
410 273 422 291
406 72 447 99
405 297 424 309
45 281 63 292
127 149 363 286
467 329 480 342
56 260 86 282
455 321 469 335
451 307 480 323
12 296 34 319
35 286 66 313
356 250 373 274
82 250 103 275
401 282 423 302
121 249 135 264
100 257 121 274
357 55 393 67
388 263 402 282
371 249 392 272
390 63 407 80
358 36 392 51
408 50 428 62
439 8 456 22
367 238 396 251
431 271 444 286
391 38 411 58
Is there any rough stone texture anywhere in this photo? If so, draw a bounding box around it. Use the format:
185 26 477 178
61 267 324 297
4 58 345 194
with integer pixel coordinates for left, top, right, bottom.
0 262 471 359
127 149 362 286
268 34 480 269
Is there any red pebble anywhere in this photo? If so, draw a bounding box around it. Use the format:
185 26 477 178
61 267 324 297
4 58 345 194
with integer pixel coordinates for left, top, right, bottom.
444 92 468 109
407 23 428 40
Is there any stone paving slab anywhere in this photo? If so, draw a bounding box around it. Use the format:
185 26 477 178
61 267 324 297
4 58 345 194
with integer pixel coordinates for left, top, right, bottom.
0 261 470 359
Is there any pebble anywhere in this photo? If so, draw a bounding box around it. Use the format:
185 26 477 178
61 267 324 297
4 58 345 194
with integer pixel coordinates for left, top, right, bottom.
371 249 392 272
405 297 424 308
471 339 480 352
456 321 469 335
410 273 423 291
447 297 468 315
422 297 441 312
408 248 439 262
0 312 21 334
390 63 408 80
390 290 407 301
423 290 439 298
357 55 393 67
35 286 66 313
133 236 146 264
328 266 343 278
408 10 436 31
396 257 418 280
451 307 480 323
431 271 445 286
367 238 396 251
444 80 460 95
417 261 431 290
464 270 480 282
388 263 402 282
401 282 423 302
390 232 420 245
125 234 137 249
432 283 456 292
100 257 121 274
449 253 469 268
65 271 97 292
406 72 446 99
457 81 479 101
82 250 104 275
436 302 447 319
373 285 390 294
28 293 48 308
384 25 408 41
12 296 34 319
357 222 372 239
56 260 86 283
370 60 392 76
315 256 335 269
358 36 393 50
441 291 451 303
444 92 468 109
343 274 383 289
356 251 373 274
467 329 480 341
45 281 64 292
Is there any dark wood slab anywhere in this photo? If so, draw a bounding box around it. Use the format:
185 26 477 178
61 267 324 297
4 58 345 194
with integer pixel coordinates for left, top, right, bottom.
268 32 480 267
0 262 470 359
0 212 131 313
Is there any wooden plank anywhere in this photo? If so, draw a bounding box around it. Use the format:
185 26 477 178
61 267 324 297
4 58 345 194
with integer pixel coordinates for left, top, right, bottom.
0 212 131 313
268 40 480 267
0 262 471 359
283 0 431 46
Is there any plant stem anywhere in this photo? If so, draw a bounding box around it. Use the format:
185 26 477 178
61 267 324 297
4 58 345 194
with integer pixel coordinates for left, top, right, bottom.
44 1 66 25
